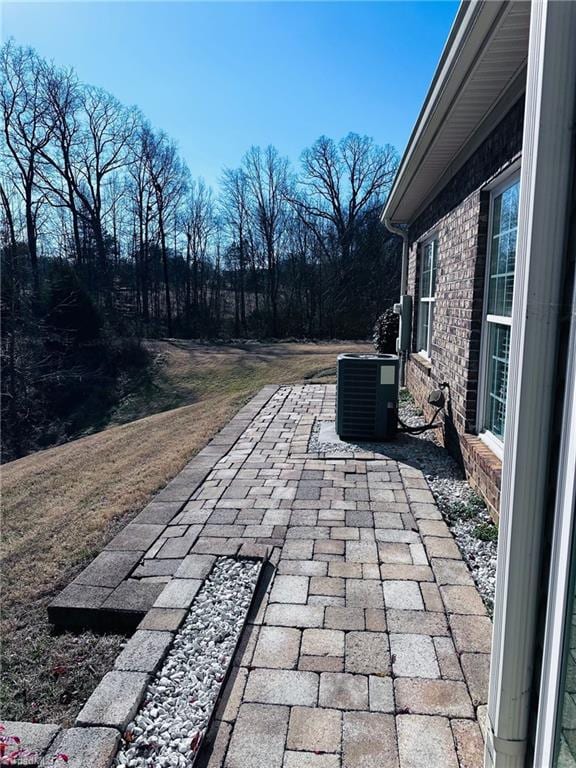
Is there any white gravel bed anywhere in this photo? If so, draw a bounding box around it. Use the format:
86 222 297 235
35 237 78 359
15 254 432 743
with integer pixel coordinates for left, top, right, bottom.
115 558 261 768
309 395 498 613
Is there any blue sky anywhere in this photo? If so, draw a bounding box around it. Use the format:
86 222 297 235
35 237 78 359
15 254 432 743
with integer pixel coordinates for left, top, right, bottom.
2 1 458 190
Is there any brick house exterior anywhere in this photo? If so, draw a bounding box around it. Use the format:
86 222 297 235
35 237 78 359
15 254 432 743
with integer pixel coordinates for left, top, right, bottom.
403 98 524 519
382 2 576 763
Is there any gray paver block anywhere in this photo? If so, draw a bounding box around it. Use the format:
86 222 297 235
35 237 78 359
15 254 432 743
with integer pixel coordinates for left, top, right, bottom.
287 706 342 753
216 666 248 723
49 584 111 611
397 714 459 768
174 553 216 579
368 675 394 712
301 628 344 657
199 721 232 768
270 575 309 604
423 536 462 560
132 500 182 525
224 703 288 768
47 727 120 768
105 524 165 552
284 753 340 768
451 719 485 768
383 580 424 611
73 550 143 588
431 557 475 586
440 585 487 615
450 614 493 653
324 607 365 630
114 629 173 673
345 631 390 675
153 578 202 609
394 678 474 718
138 608 187 632
102 579 165 614
386 609 449 636
252 626 301 669
157 526 202 558
346 540 379 563
75 671 149 730
346 580 384 609
1 721 60 756
319 672 368 710
282 540 314 559
390 633 440 679
132 558 183 578
265 604 324 628
461 652 491 705
244 669 318 706
343 712 399 768
433 636 464 680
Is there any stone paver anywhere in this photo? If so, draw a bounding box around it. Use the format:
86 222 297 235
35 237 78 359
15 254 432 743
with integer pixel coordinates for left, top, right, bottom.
397 715 459 768
225 703 288 768
342 712 399 767
394 678 474 718
244 669 318 706
1 721 60 756
75 670 148 730
319 672 369 710
345 631 390 675
390 633 440 679
287 706 341 752
113 629 173 673
252 626 301 669
50 384 490 766
48 727 120 768
383 580 424 611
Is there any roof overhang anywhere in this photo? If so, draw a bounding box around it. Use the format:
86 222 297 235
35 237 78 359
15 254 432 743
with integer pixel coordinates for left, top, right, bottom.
382 0 530 226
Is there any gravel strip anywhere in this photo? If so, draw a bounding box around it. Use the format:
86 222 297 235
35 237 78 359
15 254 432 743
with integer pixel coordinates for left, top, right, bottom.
115 558 261 767
309 395 497 613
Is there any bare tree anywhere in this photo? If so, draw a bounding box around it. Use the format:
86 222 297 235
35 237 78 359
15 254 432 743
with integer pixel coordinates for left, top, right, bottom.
243 145 289 336
142 126 188 336
221 167 250 334
299 133 398 263
1 41 54 290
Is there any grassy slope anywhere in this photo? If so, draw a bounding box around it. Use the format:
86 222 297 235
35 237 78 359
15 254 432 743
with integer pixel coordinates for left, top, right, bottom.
0 339 369 724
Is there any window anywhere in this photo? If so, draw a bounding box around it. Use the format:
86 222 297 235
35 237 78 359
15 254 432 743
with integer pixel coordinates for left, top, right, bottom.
480 174 520 447
417 238 437 357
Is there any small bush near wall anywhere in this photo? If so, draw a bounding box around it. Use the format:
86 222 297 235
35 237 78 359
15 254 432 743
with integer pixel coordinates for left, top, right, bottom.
373 308 399 354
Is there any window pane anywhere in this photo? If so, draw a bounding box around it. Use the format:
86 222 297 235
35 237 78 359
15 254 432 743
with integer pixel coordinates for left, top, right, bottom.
430 240 437 296
488 181 519 317
418 302 429 352
421 243 432 298
485 323 511 439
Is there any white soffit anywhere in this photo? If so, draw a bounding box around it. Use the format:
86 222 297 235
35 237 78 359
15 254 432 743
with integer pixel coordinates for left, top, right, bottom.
384 1 530 224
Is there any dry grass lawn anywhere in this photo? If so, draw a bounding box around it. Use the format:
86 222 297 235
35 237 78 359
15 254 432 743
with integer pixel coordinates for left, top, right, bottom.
0 339 369 725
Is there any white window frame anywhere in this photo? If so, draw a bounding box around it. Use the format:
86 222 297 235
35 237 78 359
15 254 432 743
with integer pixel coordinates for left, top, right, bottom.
417 236 438 359
477 164 521 458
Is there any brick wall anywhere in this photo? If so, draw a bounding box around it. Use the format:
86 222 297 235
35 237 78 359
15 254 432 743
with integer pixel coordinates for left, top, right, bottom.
404 97 525 521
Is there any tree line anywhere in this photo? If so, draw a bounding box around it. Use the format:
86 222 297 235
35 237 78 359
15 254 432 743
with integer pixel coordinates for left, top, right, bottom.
1 40 401 460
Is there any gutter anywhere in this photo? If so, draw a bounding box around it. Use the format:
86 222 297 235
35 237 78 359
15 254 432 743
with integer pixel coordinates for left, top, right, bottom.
383 217 409 296
384 217 409 385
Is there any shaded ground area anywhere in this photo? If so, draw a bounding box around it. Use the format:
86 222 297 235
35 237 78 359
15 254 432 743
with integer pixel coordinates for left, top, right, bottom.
1 341 368 725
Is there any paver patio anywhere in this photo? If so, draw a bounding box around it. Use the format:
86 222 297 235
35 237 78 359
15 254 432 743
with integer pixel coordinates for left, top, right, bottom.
51 384 490 767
